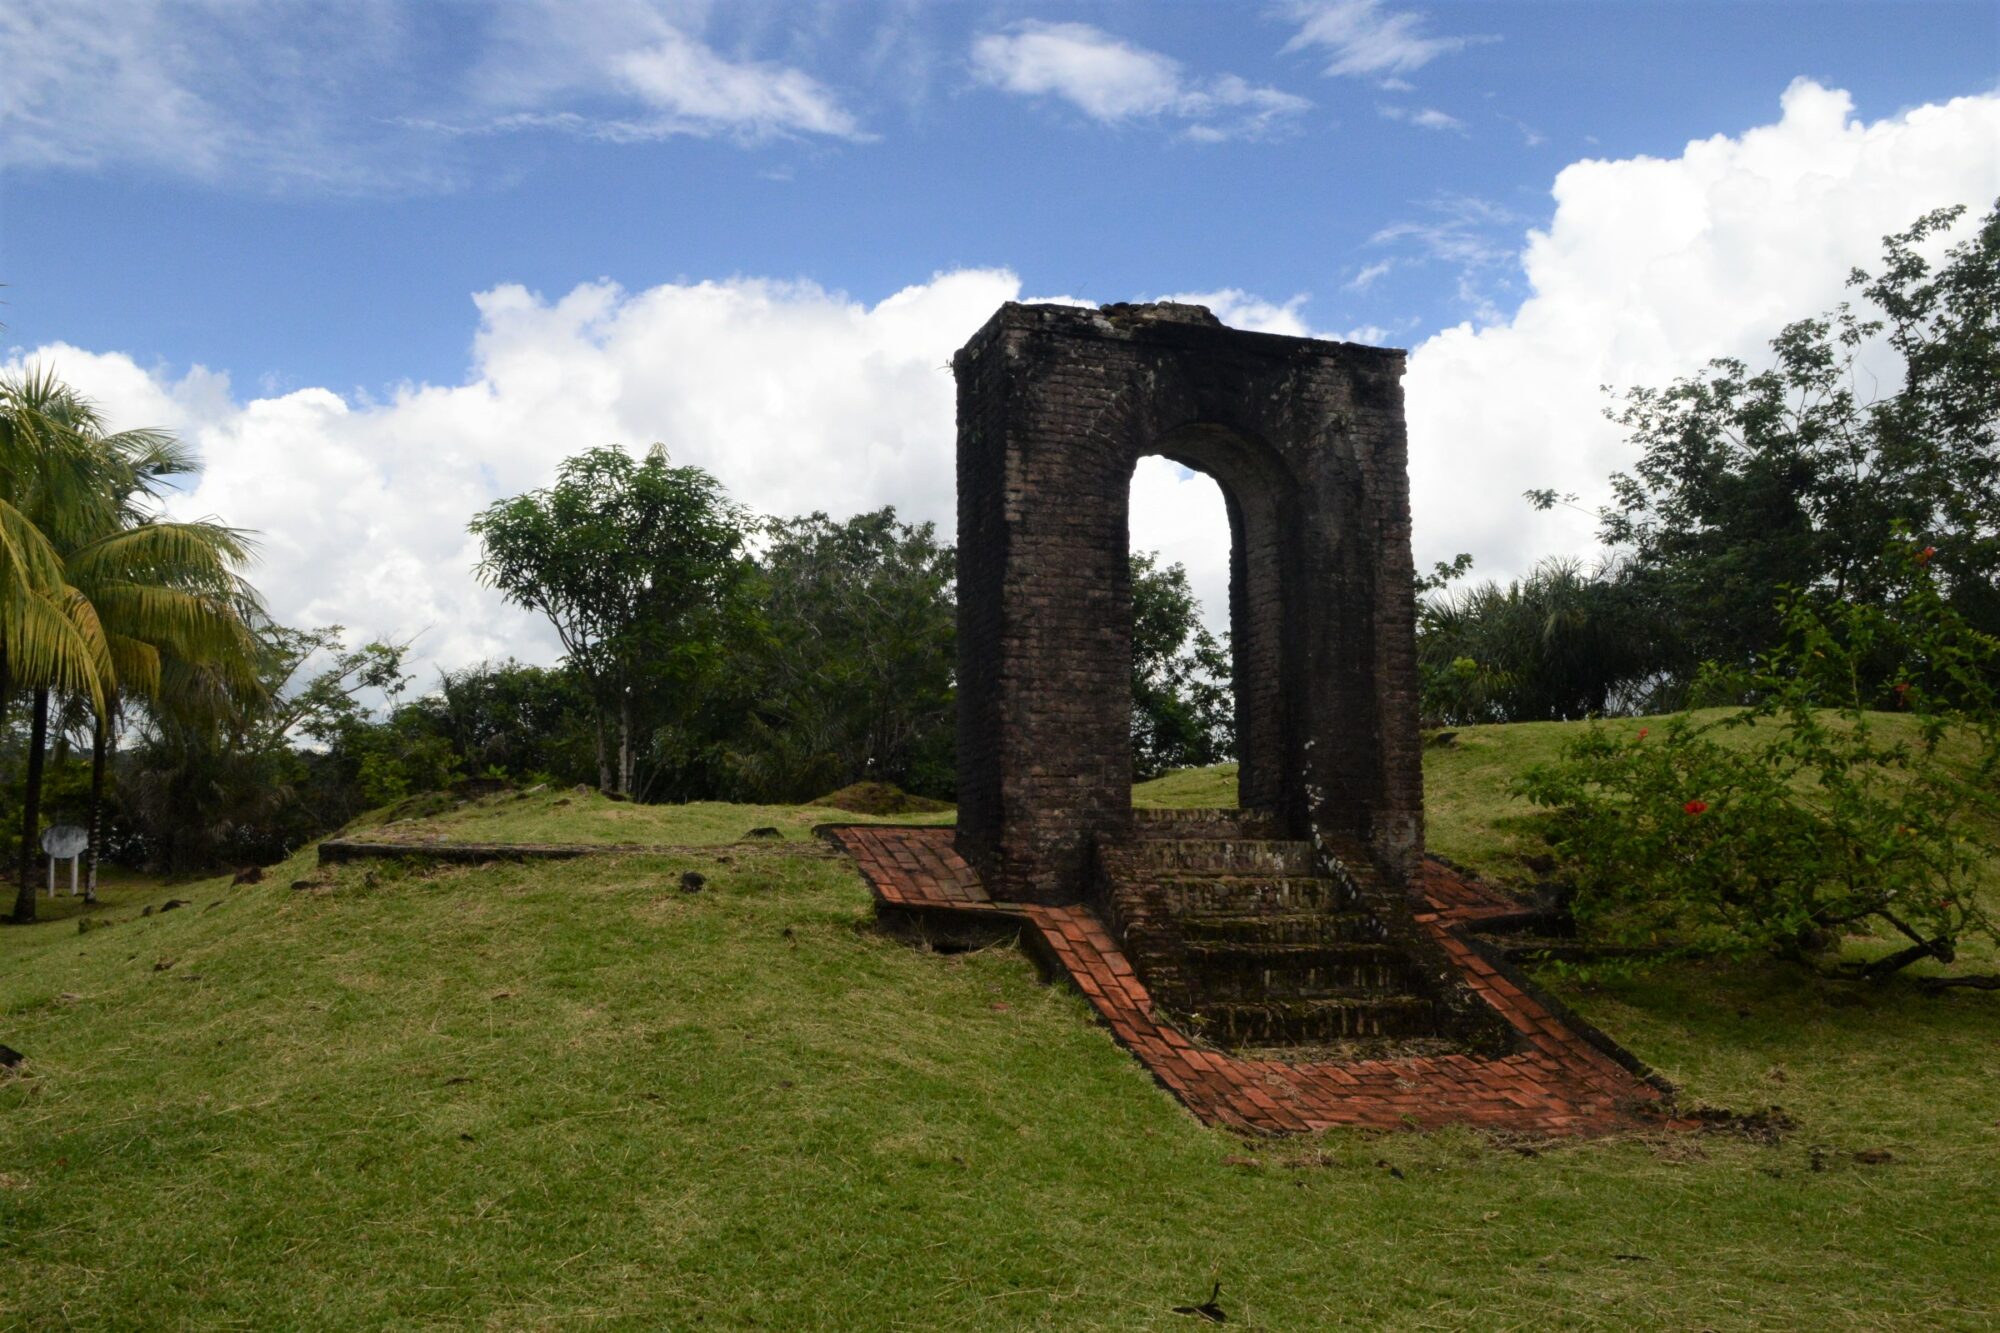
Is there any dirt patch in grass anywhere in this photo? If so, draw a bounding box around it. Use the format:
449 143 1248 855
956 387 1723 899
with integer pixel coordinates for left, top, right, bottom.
809 782 952 816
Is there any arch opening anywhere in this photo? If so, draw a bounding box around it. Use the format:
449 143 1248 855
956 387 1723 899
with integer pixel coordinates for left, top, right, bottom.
1126 455 1235 795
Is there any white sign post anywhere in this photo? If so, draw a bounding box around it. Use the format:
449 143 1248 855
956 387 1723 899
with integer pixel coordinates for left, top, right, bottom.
42 824 88 899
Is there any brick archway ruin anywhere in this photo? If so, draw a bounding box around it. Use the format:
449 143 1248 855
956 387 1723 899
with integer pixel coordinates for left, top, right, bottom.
952 301 1425 906
830 296 1669 1118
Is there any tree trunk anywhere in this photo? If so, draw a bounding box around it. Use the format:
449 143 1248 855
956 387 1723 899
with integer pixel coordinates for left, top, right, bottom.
11 689 51 923
618 691 635 797
86 715 109 903
594 713 612 794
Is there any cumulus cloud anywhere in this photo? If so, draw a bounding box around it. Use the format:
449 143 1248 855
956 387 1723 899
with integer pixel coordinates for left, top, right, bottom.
1281 0 1491 79
8 274 1320 675
1404 79 2000 584
14 80 1998 683
8 272 1024 674
971 21 1309 140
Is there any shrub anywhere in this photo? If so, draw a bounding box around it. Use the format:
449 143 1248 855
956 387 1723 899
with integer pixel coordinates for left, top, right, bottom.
1518 543 2000 977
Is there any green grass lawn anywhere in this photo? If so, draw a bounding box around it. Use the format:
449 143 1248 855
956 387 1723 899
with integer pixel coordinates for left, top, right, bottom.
364 785 955 848
3 724 1997 1329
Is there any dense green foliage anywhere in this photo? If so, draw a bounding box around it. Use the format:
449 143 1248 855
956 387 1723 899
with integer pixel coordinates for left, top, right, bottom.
1603 204 2000 678
1422 202 1999 724
1417 555 1660 725
1520 545 2000 976
111 628 427 871
716 508 957 802
1129 552 1232 778
71 479 1229 868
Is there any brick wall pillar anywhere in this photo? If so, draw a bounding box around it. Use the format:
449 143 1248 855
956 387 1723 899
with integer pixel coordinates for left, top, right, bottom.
953 302 1423 902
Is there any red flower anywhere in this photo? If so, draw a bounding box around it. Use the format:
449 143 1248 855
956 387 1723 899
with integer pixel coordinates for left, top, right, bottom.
1916 546 1936 566
1683 799 1709 816
1637 727 1649 740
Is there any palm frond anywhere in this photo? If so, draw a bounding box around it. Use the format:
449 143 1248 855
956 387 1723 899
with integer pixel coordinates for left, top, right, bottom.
1 586 109 714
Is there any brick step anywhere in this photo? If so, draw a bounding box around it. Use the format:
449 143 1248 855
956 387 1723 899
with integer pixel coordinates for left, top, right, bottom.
1180 942 1415 1000
1139 874 1353 917
1130 807 1283 840
1112 838 1315 877
1177 910 1388 945
1197 995 1441 1045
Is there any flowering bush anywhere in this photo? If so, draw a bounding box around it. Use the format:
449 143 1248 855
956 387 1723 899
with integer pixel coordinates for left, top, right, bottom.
1517 544 2000 976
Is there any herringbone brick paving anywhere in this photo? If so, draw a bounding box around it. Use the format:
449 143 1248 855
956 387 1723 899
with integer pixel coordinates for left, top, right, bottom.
831 824 1669 1135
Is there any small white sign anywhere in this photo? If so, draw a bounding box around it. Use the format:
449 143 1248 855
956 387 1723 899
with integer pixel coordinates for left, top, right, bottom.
42 825 88 859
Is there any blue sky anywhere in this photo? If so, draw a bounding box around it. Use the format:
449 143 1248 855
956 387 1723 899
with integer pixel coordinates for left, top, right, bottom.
3 1 1997 673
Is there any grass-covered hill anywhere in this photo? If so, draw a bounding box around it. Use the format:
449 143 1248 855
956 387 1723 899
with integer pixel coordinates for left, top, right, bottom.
3 720 1996 1329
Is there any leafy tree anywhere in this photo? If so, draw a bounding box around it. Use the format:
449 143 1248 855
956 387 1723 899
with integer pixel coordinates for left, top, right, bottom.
470 446 746 797
1598 202 2000 679
722 508 955 801
1519 542 2000 983
116 624 417 871
1129 552 1232 779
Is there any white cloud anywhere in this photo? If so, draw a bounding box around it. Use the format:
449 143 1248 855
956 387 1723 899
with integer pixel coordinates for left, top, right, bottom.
1404 80 2000 586
0 0 437 190
0 0 862 190
1281 1 1491 78
1151 289 1313 336
14 82 1996 684
6 277 1329 677
6 273 1015 675
1380 104 1466 132
1346 259 1395 291
971 21 1309 140
614 31 860 138
1496 112 1547 147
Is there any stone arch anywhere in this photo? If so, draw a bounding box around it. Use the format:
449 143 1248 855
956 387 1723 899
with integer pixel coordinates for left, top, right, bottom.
952 301 1423 905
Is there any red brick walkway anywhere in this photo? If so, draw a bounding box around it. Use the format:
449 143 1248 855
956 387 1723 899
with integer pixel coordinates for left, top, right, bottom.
830 825 1669 1136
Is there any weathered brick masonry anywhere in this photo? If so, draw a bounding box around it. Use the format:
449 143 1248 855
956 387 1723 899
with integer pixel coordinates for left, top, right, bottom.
831 824 1668 1134
952 301 1425 905
833 302 1674 1129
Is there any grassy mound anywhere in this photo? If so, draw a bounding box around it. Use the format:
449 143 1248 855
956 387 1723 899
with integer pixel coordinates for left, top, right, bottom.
809 781 954 816
355 783 954 848
3 719 1996 1327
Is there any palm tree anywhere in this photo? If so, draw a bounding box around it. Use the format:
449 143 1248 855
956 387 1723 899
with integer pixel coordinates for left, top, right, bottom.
0 368 119 719
63 517 263 903
0 367 260 922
